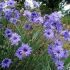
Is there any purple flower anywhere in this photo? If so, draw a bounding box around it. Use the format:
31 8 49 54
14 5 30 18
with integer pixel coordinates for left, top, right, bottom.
9 18 18 24
44 28 54 39
24 24 32 30
9 33 21 45
6 0 16 7
0 2 4 11
43 14 49 22
43 20 51 28
55 60 64 70
61 30 70 41
3 8 13 20
48 44 54 55
13 9 20 19
1 58 12 68
63 50 69 58
31 11 40 18
54 21 63 32
33 0 40 8
15 43 32 60
54 39 63 47
53 46 64 59
23 10 31 19
34 16 44 24
49 12 62 22
5 28 12 38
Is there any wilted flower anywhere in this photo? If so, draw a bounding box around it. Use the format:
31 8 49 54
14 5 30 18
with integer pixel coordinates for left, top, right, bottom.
1 58 12 68
15 43 32 60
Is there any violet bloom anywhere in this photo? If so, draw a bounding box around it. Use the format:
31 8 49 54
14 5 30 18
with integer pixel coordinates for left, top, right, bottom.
44 28 54 39
6 0 16 7
1 58 12 68
43 20 51 28
15 43 32 60
9 18 18 24
33 0 40 8
61 30 69 41
63 50 69 58
24 24 32 30
34 16 44 24
9 33 21 45
30 11 40 22
5 28 12 38
53 46 65 59
55 60 64 70
14 9 20 19
54 39 63 47
23 10 31 19
49 12 62 22
3 8 13 20
48 44 54 55
0 2 4 11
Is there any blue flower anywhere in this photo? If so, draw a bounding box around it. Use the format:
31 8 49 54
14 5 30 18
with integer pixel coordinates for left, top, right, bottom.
54 39 63 47
6 0 16 7
0 2 4 11
15 43 32 60
9 18 18 24
1 58 12 68
24 24 32 30
49 12 62 22
61 30 70 41
5 28 12 38
9 33 21 45
55 60 64 70
52 46 65 59
44 28 54 39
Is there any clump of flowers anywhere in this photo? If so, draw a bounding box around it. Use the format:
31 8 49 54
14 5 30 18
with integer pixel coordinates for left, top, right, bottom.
0 0 70 70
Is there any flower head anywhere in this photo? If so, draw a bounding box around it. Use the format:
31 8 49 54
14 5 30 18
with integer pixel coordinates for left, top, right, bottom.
55 60 64 70
24 24 32 30
53 46 64 59
1 58 12 68
5 28 12 38
6 0 16 7
44 28 54 39
15 43 32 60
9 33 21 45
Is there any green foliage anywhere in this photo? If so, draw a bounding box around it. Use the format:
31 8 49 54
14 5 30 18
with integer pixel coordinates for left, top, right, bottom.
37 0 62 14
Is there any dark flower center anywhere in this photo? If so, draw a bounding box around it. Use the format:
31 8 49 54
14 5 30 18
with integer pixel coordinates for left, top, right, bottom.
3 59 9 64
13 37 17 40
7 31 10 34
47 32 50 35
57 51 60 54
23 48 27 52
